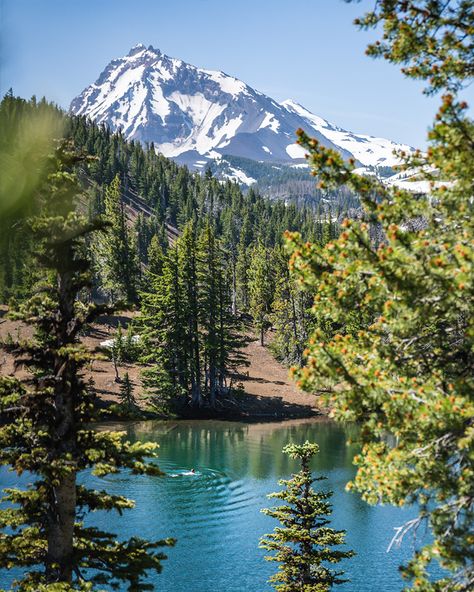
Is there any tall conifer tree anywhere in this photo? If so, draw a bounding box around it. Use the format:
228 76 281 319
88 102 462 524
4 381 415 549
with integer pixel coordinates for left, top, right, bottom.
248 242 274 346
0 144 174 589
287 2 474 588
235 215 253 312
197 221 220 406
139 245 188 410
271 248 312 366
94 174 139 304
178 222 201 406
261 442 353 591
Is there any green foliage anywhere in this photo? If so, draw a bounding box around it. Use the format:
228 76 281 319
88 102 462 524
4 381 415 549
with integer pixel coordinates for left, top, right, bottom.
0 145 174 590
248 242 275 345
270 247 314 366
0 92 63 218
138 220 242 410
1 93 334 309
288 2 474 589
235 216 253 311
139 244 187 410
197 220 237 406
110 323 140 365
118 372 138 412
260 441 353 591
67 111 325 249
146 235 165 278
352 0 474 95
124 323 140 362
111 322 125 364
211 154 360 213
0 93 64 301
93 175 139 304
178 222 202 405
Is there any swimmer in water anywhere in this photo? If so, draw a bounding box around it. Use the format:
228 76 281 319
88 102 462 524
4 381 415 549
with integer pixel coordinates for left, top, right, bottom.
190 468 195 474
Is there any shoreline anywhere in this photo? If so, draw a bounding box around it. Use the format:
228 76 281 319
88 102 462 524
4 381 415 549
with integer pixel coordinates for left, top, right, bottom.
0 307 323 423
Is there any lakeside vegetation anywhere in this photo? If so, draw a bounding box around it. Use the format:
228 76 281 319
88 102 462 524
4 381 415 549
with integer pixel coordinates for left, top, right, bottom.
0 0 473 590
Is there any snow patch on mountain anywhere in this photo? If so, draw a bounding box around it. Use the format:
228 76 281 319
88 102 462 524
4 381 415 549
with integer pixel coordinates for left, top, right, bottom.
286 143 307 159
201 69 248 97
259 112 280 133
226 166 257 185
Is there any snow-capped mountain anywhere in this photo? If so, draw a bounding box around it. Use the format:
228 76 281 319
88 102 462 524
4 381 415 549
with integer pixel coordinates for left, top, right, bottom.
70 44 414 174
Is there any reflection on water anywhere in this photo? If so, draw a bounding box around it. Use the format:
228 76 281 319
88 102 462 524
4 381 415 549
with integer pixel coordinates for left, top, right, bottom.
1 418 427 591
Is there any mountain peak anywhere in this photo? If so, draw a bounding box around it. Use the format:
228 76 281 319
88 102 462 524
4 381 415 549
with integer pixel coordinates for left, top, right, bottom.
70 48 415 173
127 43 146 56
127 43 161 57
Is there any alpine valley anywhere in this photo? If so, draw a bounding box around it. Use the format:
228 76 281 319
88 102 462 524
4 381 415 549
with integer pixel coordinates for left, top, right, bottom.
70 43 414 187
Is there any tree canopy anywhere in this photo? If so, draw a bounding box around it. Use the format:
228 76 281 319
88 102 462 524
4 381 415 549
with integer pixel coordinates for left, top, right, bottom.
287 1 474 590
0 143 174 590
261 441 353 591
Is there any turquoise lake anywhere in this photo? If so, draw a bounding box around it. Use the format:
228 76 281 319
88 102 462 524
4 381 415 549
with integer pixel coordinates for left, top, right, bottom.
0 418 429 591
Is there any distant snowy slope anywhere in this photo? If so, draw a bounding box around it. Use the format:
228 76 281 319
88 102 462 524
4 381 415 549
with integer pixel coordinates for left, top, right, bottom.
280 99 413 168
71 44 414 174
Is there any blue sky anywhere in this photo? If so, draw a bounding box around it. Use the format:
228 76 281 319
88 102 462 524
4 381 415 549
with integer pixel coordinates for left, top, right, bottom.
1 0 471 147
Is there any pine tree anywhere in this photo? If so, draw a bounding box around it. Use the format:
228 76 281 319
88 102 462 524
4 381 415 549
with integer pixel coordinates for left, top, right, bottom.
119 371 137 411
236 235 250 312
197 221 220 406
110 322 125 382
147 234 165 277
178 222 201 406
94 174 139 304
0 144 174 589
287 2 474 589
197 220 240 406
220 206 240 315
260 442 353 591
215 259 242 393
3 93 336 305
0 92 62 301
139 220 240 411
248 241 274 346
235 215 253 312
271 248 313 367
139 246 188 410
124 322 139 362
114 322 125 361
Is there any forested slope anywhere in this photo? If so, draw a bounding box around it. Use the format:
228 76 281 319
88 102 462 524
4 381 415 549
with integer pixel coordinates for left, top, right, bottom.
0 92 339 412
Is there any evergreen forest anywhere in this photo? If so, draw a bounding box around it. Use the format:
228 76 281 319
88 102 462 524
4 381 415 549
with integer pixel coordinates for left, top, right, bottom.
0 1 473 591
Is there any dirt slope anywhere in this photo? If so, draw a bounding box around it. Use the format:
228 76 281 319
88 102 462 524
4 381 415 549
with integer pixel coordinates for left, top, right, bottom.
230 334 319 418
0 308 319 419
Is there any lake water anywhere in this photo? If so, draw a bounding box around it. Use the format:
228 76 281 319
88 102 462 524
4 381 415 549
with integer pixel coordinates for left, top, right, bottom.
0 418 428 591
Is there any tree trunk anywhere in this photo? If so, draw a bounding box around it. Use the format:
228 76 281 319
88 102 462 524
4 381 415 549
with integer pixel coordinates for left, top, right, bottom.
231 257 237 316
46 360 77 585
45 268 78 584
46 471 76 582
209 363 217 408
112 352 120 382
190 321 201 406
260 325 264 347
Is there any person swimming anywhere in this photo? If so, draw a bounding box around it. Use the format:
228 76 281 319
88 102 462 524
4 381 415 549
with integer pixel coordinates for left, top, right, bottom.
169 468 197 477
